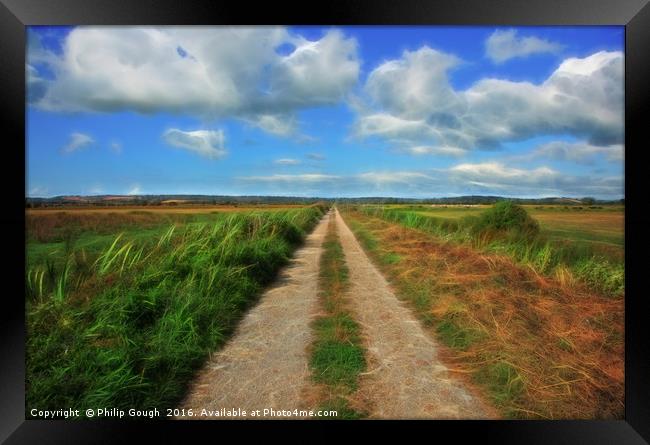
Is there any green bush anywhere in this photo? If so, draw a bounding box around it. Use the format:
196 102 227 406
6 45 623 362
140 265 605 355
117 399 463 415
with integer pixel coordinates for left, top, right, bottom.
472 201 540 238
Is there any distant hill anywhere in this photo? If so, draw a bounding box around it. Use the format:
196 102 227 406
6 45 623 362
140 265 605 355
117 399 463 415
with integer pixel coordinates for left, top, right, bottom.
25 194 624 208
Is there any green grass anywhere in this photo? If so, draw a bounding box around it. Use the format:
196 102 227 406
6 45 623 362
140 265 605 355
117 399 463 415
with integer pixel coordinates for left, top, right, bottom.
25 205 328 418
409 205 624 248
311 315 365 388
435 316 485 351
475 359 525 413
309 216 366 419
355 204 623 297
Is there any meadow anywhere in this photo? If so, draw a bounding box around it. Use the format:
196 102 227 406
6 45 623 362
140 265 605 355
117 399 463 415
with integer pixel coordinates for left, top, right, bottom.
24 201 625 420
340 204 624 419
25 204 327 416
355 204 624 296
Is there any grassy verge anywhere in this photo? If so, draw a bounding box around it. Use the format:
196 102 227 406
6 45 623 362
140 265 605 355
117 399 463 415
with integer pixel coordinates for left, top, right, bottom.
340 208 623 419
26 205 327 417
356 204 623 297
309 214 366 419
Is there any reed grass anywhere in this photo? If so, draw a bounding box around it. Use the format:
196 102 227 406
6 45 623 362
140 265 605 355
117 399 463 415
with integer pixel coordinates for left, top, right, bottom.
26 205 328 417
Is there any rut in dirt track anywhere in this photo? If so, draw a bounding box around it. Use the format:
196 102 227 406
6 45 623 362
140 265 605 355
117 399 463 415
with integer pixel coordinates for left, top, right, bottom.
177 210 332 419
334 209 495 419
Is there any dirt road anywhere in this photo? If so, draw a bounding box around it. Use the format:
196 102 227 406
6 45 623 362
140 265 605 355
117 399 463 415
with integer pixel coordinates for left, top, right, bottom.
178 210 332 419
178 208 494 419
334 209 494 419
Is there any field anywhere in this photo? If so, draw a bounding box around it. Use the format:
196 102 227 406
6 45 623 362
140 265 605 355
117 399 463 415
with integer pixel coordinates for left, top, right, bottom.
381 204 623 252
25 204 327 415
340 204 624 419
25 201 624 420
357 204 624 296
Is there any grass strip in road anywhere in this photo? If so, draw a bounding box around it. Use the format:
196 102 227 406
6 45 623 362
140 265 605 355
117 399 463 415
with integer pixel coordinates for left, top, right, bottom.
309 215 367 419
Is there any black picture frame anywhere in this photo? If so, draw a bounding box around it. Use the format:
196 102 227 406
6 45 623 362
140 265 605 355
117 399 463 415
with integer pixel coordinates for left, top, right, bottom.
2 0 649 442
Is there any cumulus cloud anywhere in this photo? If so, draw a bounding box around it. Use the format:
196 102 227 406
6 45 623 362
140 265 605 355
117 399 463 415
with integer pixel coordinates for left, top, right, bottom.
365 47 463 120
26 64 48 104
60 132 94 154
274 158 301 166
269 30 360 108
486 29 563 63
163 129 227 159
526 141 624 164
27 27 360 138
354 47 623 152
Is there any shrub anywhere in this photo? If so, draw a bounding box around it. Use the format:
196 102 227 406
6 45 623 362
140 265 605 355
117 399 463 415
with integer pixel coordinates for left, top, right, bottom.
472 201 540 238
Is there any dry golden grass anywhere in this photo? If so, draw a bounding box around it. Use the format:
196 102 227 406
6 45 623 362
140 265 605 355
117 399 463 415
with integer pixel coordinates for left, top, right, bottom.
343 210 624 419
27 204 306 215
25 205 308 243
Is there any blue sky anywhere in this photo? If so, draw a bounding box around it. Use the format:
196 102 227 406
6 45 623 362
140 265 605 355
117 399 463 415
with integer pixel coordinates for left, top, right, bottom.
26 26 624 198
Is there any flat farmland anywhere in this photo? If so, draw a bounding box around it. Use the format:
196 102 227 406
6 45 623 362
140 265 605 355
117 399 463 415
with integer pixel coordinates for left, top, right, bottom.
394 205 624 259
27 203 306 215
25 204 326 416
24 202 625 420
339 206 624 419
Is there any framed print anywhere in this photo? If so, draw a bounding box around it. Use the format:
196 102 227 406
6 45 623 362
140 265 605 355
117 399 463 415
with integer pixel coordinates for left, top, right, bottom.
2 0 649 442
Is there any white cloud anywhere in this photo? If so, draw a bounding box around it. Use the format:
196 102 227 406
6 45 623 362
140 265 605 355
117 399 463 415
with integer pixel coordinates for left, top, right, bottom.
274 158 301 166
449 162 557 182
486 29 563 63
127 184 142 195
526 141 624 164
401 145 466 157
28 27 360 138
355 113 440 141
26 64 48 103
365 47 463 120
357 171 435 184
240 174 339 183
354 48 623 151
60 132 94 154
245 114 297 137
28 185 48 197
236 163 623 199
269 30 360 108
163 129 227 159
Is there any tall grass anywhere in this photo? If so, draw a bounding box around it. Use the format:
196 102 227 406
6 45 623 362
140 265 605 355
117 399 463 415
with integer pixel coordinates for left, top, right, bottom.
26 205 327 417
355 203 623 297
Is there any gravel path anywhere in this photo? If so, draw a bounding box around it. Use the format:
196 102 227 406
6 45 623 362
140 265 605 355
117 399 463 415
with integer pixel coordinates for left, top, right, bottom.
177 211 332 419
335 209 494 419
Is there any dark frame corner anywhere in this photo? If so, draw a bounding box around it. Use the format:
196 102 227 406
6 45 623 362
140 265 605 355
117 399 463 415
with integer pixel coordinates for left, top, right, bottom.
2 0 649 443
